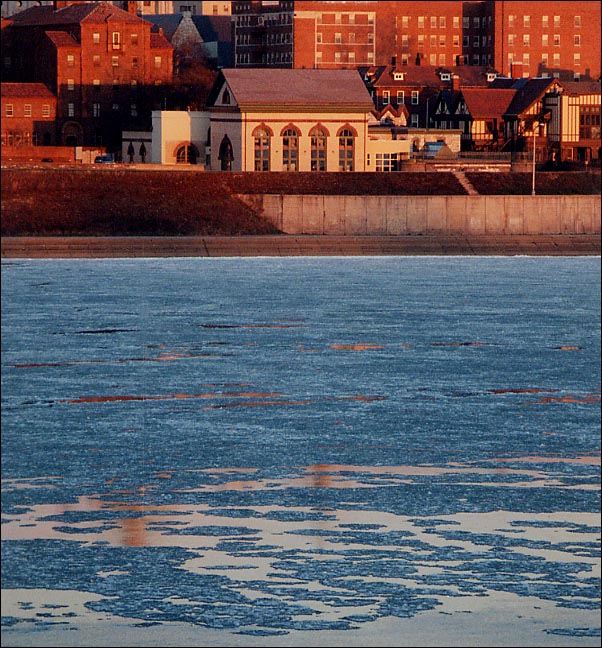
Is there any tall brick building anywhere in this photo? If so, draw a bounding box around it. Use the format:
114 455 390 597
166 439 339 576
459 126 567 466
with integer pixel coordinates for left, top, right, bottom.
1 1 173 151
232 1 600 82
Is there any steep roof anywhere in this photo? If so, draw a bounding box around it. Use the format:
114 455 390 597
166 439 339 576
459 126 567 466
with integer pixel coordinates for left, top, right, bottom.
460 88 516 118
9 1 146 26
560 80 602 96
503 77 559 118
191 14 232 43
45 30 79 47
1 82 55 98
213 69 374 109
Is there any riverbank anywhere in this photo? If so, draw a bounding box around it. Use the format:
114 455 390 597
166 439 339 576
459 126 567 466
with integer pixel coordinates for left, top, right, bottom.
2 235 600 258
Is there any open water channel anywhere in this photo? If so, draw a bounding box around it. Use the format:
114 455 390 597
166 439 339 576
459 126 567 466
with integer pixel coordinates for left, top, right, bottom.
1 256 600 647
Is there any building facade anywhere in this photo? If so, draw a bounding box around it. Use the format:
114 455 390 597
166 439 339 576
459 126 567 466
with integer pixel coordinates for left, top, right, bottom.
231 1 600 82
1 1 173 151
1 82 58 147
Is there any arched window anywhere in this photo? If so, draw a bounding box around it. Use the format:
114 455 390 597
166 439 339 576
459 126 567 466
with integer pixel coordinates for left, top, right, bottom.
281 126 299 171
338 127 355 171
218 134 234 171
310 127 328 171
253 127 271 171
175 144 199 164
222 88 230 104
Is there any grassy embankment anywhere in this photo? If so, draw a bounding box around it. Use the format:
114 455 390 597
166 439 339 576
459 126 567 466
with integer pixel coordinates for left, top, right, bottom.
1 167 600 236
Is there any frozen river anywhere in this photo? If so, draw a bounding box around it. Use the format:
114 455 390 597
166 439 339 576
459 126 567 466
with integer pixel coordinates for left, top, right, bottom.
1 256 600 647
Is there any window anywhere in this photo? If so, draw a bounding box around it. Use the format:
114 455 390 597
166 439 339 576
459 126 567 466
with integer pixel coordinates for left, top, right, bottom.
316 32 322 43
93 103 100 117
130 103 137 117
553 34 560 46
439 16 446 28
473 17 480 28
176 144 198 164
348 52 355 63
5 103 13 117
439 54 446 65
67 54 74 67
67 78 75 90
396 90 404 105
112 103 119 111
574 15 581 27
508 34 515 46
42 104 50 118
523 15 530 27
429 54 437 66
254 127 271 171
580 106 601 139
131 33 138 45
338 128 354 171
554 15 560 28
553 53 560 66
411 113 419 127
542 53 548 65
542 34 548 47
453 16 459 29
430 16 436 28
411 91 419 105
418 16 425 29
112 32 121 49
382 90 390 105
375 153 399 172
93 54 101 66
112 56 119 67
574 53 580 66
523 53 530 65
439 35 445 47
154 56 162 68
24 104 32 117
574 35 581 46
93 79 100 87
93 32 100 44
523 34 530 47
310 127 327 171
542 15 548 28
402 15 408 28
282 127 299 171
334 52 341 63
463 16 469 28
132 57 139 69
430 35 437 48
68 103 74 117
508 15 515 28
335 33 342 44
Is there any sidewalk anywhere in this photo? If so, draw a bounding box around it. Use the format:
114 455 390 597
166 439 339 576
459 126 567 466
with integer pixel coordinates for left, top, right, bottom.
2 235 600 258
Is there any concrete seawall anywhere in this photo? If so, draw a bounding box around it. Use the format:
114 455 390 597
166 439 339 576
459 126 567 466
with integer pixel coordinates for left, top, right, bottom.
244 194 601 236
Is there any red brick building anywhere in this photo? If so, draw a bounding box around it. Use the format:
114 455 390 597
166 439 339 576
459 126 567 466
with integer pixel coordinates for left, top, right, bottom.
232 1 600 83
1 82 57 147
1 1 173 152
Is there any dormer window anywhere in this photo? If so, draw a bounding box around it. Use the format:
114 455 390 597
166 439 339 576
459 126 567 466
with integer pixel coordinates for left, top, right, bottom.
486 72 497 82
393 72 404 81
440 73 451 81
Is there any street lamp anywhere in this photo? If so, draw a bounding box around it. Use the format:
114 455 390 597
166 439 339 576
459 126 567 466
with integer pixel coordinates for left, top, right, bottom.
531 120 539 196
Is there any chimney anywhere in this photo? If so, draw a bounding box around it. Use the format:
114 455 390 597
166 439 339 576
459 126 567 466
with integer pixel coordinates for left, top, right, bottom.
451 74 460 91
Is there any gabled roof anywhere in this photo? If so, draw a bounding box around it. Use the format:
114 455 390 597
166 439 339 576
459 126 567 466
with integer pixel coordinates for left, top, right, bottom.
1 82 55 98
503 77 560 118
9 1 146 26
191 14 232 43
146 14 183 41
150 31 172 49
210 69 374 109
460 88 516 118
560 80 602 96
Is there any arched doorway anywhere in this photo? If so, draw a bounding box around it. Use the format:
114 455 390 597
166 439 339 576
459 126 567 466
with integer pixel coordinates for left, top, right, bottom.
61 121 83 147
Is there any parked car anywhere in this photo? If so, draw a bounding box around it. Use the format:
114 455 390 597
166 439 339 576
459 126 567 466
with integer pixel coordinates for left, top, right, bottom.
94 154 115 164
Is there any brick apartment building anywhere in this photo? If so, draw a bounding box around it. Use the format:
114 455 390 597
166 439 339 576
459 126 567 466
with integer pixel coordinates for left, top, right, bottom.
232 1 601 82
1 1 173 151
1 82 58 147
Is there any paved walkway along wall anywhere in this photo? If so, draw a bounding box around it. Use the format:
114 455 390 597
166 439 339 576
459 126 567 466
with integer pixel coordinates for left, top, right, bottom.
245 195 601 236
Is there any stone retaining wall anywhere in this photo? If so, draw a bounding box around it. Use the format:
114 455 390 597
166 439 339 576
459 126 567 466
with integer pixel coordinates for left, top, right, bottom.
244 194 601 236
